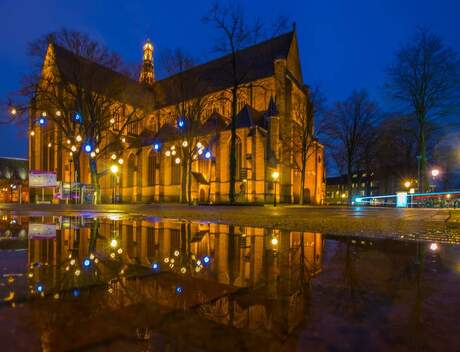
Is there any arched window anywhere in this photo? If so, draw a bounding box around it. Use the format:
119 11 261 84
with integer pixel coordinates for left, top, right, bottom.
126 155 135 187
171 158 180 185
147 152 156 186
235 137 242 180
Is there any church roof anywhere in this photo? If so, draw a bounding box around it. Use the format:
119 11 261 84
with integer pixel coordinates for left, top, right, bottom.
225 105 266 130
50 31 296 110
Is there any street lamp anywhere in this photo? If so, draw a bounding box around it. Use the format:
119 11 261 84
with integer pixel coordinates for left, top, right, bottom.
404 180 411 189
431 168 440 192
110 164 119 204
272 171 280 207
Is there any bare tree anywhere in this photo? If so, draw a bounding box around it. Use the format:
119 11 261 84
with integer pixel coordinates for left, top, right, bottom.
158 49 212 204
289 86 325 204
324 90 379 202
385 28 460 191
203 1 288 203
5 28 151 203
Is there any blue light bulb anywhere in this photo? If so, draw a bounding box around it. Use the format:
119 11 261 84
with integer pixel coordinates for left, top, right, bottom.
72 288 80 297
74 113 81 121
205 151 211 159
36 283 44 293
178 119 184 128
152 262 159 271
154 143 160 151
203 256 210 264
83 258 91 268
84 144 92 153
175 285 183 294
38 117 45 125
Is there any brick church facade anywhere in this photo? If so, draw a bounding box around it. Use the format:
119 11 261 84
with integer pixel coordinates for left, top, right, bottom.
29 30 325 204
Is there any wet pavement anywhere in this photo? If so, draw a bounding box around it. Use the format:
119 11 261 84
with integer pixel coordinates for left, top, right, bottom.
0 213 459 351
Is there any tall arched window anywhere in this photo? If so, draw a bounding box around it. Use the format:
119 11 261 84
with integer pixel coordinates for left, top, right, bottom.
171 158 180 185
235 137 242 180
147 151 156 186
126 155 135 187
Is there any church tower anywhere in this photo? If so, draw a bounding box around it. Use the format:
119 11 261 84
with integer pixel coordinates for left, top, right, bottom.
139 39 154 85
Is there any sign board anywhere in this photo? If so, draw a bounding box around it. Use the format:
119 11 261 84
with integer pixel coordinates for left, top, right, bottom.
396 192 408 208
29 171 57 188
28 223 56 240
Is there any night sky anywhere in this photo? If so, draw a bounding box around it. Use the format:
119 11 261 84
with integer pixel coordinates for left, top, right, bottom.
1 0 459 159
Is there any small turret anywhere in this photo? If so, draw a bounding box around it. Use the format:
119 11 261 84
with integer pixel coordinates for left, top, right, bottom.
139 39 154 85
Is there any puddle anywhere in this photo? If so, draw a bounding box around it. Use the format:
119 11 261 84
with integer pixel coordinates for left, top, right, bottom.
0 213 459 351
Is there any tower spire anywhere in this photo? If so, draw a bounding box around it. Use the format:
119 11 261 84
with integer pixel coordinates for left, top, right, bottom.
139 39 154 85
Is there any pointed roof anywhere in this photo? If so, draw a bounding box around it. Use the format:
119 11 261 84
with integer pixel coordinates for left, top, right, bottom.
49 31 296 110
226 105 266 130
266 96 278 116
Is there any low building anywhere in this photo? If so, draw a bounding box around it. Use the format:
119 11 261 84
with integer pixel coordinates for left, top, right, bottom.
325 171 379 204
0 157 29 203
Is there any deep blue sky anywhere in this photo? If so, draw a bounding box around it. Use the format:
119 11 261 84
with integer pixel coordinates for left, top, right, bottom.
1 0 459 158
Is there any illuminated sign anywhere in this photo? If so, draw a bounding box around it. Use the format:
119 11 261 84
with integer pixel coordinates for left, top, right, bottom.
396 192 408 208
29 171 57 188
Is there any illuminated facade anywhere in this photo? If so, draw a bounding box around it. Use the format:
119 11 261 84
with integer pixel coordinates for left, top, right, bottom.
29 30 325 204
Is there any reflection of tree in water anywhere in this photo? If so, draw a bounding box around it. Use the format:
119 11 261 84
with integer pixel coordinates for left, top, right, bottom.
22 218 323 351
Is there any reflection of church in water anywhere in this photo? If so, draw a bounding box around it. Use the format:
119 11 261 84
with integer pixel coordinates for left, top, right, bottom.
27 217 323 347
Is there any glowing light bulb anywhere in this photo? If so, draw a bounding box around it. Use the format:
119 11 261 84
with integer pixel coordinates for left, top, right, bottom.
196 142 202 149
71 145 77 152
66 139 71 144
174 250 180 257
205 151 211 159
56 110 61 116
10 108 17 115
70 259 76 266
41 111 47 117
76 135 82 142
121 137 126 143
175 157 181 164
74 269 81 276
118 158 123 165
171 150 176 156
110 118 115 124
117 248 123 254
30 131 35 136
110 252 116 259
47 142 52 148
84 144 92 153
430 243 439 252
152 263 159 271
154 143 160 151
90 151 96 158
271 237 279 246
165 150 171 157
182 140 188 147
110 239 118 248
203 256 210 264
83 259 91 268
180 267 186 274
95 147 100 153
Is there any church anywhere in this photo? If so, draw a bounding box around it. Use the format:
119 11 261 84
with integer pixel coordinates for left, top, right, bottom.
29 30 325 204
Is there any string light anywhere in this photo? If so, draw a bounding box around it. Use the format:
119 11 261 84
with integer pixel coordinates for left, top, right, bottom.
110 239 118 248
67 139 71 144
165 150 171 157
151 263 159 271
90 151 96 158
74 269 81 276
110 118 115 124
10 108 17 115
175 157 181 164
171 150 177 156
205 151 211 159
196 142 202 149
38 117 46 125
47 142 52 148
74 113 81 121
154 143 160 151
95 147 100 153
41 111 47 117
174 250 180 257
182 140 188 147
111 154 117 160
271 237 279 246
56 110 61 116
175 286 183 294
121 137 126 143
83 258 91 268
30 131 35 137
71 145 77 152
118 158 124 165
203 256 210 264
76 135 82 142
84 144 92 153
69 152 73 156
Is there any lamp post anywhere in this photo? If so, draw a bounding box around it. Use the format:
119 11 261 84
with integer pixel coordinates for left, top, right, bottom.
110 164 119 204
431 168 440 192
69 159 73 204
272 171 280 207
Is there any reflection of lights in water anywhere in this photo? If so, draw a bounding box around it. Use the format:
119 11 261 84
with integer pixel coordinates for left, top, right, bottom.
430 243 439 252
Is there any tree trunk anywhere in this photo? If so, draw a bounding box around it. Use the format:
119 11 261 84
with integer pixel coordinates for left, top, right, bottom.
229 87 238 204
418 117 428 192
89 158 100 204
180 159 188 203
300 146 307 205
187 157 192 205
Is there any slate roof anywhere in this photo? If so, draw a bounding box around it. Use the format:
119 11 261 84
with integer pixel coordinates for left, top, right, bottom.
51 31 295 110
225 105 266 130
